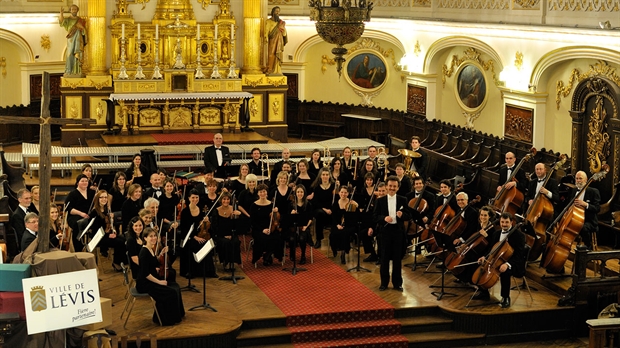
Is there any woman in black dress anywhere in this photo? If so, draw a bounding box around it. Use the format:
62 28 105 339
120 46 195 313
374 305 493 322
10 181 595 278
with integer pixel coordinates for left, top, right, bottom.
121 184 143 230
109 171 128 214
290 159 315 198
65 174 96 252
126 154 149 189
288 185 313 264
250 184 282 265
229 164 250 194
179 189 216 278
308 149 322 178
357 158 378 188
237 174 258 237
137 227 185 326
330 157 350 187
355 172 380 262
88 190 126 270
126 216 145 279
211 192 242 269
158 179 180 232
49 205 63 249
310 167 336 249
330 186 358 264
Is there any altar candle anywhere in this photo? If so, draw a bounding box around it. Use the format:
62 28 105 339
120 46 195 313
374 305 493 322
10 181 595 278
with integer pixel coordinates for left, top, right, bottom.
155 24 159 40
121 24 125 38
137 23 141 40
231 23 234 41
197 24 200 40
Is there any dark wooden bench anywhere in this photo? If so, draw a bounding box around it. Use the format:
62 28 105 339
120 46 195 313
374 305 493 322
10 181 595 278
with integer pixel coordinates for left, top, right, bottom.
298 121 345 139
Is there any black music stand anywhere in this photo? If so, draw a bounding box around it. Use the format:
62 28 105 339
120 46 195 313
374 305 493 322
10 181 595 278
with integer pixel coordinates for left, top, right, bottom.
348 218 371 273
190 241 217 312
220 215 245 284
403 209 430 271
180 230 200 293
283 223 307 275
429 230 458 300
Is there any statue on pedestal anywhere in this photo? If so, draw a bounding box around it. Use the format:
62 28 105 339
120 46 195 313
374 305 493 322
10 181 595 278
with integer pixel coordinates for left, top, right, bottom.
59 5 88 77
264 6 287 75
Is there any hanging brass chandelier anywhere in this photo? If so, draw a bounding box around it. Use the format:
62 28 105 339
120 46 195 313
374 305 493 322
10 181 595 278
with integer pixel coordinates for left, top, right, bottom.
309 1 373 77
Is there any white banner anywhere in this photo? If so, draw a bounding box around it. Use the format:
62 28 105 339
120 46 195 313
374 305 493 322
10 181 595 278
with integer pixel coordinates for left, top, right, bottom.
22 269 102 334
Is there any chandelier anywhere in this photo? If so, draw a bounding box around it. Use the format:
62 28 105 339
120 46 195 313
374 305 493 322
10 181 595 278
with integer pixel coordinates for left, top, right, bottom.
309 1 373 77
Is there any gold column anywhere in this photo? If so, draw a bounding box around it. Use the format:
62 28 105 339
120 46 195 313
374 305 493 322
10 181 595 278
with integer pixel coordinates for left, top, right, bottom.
241 0 263 75
87 0 107 76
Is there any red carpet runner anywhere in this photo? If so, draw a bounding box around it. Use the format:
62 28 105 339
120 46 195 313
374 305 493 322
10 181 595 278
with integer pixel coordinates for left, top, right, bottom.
242 248 408 348
151 132 214 145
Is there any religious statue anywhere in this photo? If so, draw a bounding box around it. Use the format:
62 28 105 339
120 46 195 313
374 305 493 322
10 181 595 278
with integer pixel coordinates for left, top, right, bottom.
59 5 87 77
264 6 287 75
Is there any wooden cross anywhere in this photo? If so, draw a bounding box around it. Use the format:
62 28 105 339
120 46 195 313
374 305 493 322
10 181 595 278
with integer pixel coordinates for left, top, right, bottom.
0 72 95 253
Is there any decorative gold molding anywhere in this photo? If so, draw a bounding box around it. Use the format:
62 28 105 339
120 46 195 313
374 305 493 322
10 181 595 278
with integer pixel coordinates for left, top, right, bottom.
196 0 212 10
586 94 611 174
514 51 523 70
321 55 336 74
0 57 6 78
413 41 421 56
40 35 51 52
462 110 481 129
244 76 265 88
347 38 401 72
556 60 620 109
267 76 286 87
441 47 499 87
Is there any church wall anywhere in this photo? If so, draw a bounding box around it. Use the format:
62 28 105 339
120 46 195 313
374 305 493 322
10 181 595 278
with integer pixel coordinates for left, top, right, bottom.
0 40 23 107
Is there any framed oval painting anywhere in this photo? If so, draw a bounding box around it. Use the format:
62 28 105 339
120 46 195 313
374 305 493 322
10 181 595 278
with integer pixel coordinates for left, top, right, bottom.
454 62 488 112
344 50 388 92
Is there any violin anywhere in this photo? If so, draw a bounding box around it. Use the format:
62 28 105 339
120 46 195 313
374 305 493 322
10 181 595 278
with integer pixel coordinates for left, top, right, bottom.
541 165 609 274
472 222 523 290
177 185 186 222
60 202 72 251
340 187 358 228
269 195 281 233
492 148 535 215
197 190 226 240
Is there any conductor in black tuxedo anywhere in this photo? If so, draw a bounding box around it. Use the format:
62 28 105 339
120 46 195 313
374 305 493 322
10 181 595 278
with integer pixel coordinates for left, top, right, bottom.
373 176 411 292
525 163 560 208
497 152 528 193
408 136 428 179
572 170 601 249
203 133 231 179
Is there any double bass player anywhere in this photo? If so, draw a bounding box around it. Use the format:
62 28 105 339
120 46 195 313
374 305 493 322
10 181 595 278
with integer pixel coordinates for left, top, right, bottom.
571 171 601 249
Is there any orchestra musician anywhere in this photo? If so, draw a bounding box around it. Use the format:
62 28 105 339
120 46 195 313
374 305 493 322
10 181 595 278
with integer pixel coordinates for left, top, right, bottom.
572 171 601 249
88 190 126 271
238 174 259 238
311 167 336 249
126 216 145 280
291 159 315 194
525 163 560 210
121 184 143 230
367 146 378 164
211 192 242 270
248 147 265 176
436 179 459 213
289 185 313 265
342 146 354 178
49 205 63 248
65 174 96 252
394 163 412 197
475 212 525 308
497 152 527 195
81 164 99 191
20 212 39 252
356 173 379 263
230 164 251 194
137 227 185 326
158 179 180 231
357 158 378 189
452 192 481 244
200 179 220 211
330 157 350 187
29 186 40 215
109 171 128 216
10 188 31 252
308 149 322 178
374 176 410 291
203 133 232 179
271 148 296 183
143 173 164 200
143 197 160 230
406 176 435 225
126 154 149 189
250 184 283 265
408 136 428 179
330 186 358 264
179 189 218 278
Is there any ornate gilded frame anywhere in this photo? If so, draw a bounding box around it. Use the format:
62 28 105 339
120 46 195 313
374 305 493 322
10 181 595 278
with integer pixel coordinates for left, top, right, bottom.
454 62 488 113
343 49 389 93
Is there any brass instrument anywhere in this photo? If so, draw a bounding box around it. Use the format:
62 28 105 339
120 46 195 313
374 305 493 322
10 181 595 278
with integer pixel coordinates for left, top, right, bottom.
323 147 331 167
261 153 270 181
377 147 388 181
398 148 421 178
351 150 359 181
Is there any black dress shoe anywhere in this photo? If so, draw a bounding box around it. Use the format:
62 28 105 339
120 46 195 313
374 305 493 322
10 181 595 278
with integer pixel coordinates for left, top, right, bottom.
379 285 387 291
299 257 306 265
394 286 404 292
314 241 322 249
340 253 346 264
500 297 511 308
363 254 378 262
472 290 490 300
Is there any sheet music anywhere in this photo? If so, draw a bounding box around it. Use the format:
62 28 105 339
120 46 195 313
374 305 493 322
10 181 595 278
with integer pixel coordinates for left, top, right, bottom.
193 239 215 263
87 228 105 252
181 224 194 248
78 218 95 240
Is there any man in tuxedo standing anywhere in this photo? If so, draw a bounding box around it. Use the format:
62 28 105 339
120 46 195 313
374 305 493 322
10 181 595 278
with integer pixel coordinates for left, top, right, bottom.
572 170 600 249
10 188 32 252
497 152 527 193
409 136 428 179
203 133 231 179
374 176 411 292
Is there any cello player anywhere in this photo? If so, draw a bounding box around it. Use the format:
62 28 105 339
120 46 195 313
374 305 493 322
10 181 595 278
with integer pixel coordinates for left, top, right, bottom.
571 171 601 249
497 152 528 199
475 212 525 308
525 163 560 208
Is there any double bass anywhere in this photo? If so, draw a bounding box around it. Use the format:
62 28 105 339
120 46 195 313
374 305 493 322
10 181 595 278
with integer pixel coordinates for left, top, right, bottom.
523 155 566 260
472 223 523 290
541 165 609 274
492 148 535 215
419 184 463 250
406 178 431 236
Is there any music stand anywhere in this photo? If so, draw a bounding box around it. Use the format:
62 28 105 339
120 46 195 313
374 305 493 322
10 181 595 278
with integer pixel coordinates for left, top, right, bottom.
429 230 458 300
180 226 200 293
219 214 245 284
348 218 371 273
190 240 217 312
403 209 430 271
283 223 307 275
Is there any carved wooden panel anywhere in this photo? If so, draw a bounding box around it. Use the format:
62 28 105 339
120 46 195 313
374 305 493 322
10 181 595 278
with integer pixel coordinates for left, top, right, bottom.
407 84 426 115
505 104 533 144
284 73 298 98
30 74 62 101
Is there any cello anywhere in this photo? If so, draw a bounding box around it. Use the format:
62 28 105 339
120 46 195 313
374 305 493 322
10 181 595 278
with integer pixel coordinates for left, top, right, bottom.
406 178 431 236
446 222 496 276
523 155 566 260
472 222 523 290
442 195 481 241
418 184 463 250
541 165 609 274
492 148 535 215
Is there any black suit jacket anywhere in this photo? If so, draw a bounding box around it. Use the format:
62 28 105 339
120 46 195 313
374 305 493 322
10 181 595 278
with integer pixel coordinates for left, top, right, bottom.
406 190 435 221
409 148 428 179
498 164 527 193
434 194 459 215
21 229 36 251
525 177 559 204
455 205 481 242
143 187 164 200
203 145 231 178
373 194 411 234
10 206 27 250
486 226 526 277
570 187 601 234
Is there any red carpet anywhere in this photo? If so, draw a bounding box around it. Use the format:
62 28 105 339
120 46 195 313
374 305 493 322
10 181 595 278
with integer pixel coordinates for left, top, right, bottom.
242 247 409 347
151 132 214 145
